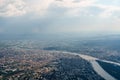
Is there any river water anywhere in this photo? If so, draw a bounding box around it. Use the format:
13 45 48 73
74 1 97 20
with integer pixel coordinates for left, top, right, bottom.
55 51 117 80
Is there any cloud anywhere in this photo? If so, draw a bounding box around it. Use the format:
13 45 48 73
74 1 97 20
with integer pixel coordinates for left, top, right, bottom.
52 0 96 16
94 4 120 18
0 0 97 17
54 0 120 18
0 0 55 17
27 0 55 16
0 0 27 17
54 0 96 8
0 0 120 18
51 0 120 18
0 0 5 6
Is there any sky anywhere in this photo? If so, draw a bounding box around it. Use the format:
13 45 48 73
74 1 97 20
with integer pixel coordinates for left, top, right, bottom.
0 0 120 38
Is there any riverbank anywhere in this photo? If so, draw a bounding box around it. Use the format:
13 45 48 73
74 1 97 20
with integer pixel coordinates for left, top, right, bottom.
53 51 117 80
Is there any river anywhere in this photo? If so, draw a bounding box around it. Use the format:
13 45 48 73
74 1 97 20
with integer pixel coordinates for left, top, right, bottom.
78 54 117 80
54 51 117 80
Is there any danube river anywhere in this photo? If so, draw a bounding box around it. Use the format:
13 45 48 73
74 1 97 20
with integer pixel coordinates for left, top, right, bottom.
54 51 117 80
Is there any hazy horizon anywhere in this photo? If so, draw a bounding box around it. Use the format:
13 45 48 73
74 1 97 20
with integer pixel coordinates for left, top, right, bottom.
0 0 120 39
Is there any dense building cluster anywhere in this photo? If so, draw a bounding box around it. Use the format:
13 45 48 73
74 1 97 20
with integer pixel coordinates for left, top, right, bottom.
0 47 104 80
1 39 120 80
